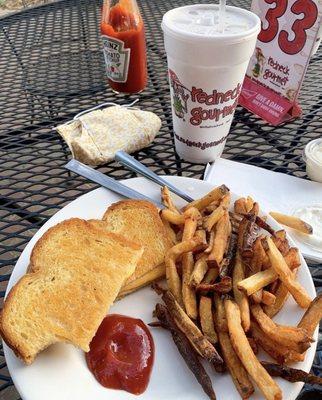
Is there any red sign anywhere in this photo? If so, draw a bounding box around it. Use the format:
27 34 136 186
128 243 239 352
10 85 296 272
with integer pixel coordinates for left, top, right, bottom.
240 0 321 125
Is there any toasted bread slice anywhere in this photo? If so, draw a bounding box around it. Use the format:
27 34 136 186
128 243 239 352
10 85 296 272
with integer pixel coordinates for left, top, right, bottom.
28 200 171 293
99 200 173 286
0 218 143 364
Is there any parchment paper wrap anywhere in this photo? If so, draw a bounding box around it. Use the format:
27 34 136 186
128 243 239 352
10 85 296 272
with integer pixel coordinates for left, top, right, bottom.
56 105 161 166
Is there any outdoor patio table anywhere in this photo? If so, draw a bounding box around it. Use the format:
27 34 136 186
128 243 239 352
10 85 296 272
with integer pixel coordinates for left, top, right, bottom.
0 0 321 399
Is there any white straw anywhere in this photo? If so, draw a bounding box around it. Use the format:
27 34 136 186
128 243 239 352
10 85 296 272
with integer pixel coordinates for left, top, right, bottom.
218 0 226 33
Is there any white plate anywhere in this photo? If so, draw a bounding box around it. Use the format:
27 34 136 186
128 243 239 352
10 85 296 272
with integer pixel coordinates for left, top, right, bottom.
4 176 318 400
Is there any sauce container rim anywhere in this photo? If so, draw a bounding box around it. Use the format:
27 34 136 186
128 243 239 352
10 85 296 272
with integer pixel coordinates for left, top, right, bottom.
303 138 322 167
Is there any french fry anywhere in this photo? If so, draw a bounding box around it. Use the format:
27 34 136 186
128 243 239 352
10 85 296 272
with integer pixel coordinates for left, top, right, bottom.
161 209 185 225
264 241 300 274
161 215 177 244
284 247 301 270
204 229 215 254
197 276 232 294
238 214 259 259
234 198 247 214
262 252 271 270
195 229 207 245
251 312 283 359
270 229 290 264
250 321 304 364
249 237 265 303
182 252 198 319
268 249 299 296
261 361 322 385
251 291 263 304
183 184 229 212
182 207 200 241
181 208 200 318
247 337 258 354
252 324 285 363
199 268 220 297
219 233 237 278
267 237 312 308
213 293 228 332
250 202 259 216
250 215 276 236
219 192 231 208
237 216 247 249
250 304 312 353
200 296 217 344
272 235 290 256
298 293 322 337
158 289 223 365
237 268 277 296
161 186 179 213
264 270 298 317
275 230 287 241
118 263 165 299
189 254 208 287
261 290 276 306
233 253 250 332
208 211 231 266
215 319 254 398
246 196 254 213
249 236 266 272
270 212 313 235
203 205 226 232
225 299 282 400
202 268 219 284
204 200 220 214
286 351 306 363
153 304 217 400
230 212 241 235
165 238 202 307
269 280 280 295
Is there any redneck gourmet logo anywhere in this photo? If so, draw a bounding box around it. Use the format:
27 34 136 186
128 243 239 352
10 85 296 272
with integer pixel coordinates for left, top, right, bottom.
169 69 241 126
169 69 190 119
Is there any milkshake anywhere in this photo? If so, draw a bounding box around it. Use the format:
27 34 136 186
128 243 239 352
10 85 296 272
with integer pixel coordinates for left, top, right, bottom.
162 5 261 163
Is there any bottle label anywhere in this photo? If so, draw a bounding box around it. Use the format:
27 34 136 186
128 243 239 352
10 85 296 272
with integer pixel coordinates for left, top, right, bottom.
102 35 131 83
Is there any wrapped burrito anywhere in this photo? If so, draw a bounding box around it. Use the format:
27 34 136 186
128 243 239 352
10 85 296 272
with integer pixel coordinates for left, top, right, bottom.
56 105 161 166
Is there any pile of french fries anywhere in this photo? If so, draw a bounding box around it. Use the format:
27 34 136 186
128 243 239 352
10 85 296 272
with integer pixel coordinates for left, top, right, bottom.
151 185 322 400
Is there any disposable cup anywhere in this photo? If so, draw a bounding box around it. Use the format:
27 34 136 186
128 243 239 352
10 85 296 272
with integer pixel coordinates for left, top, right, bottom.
162 4 261 163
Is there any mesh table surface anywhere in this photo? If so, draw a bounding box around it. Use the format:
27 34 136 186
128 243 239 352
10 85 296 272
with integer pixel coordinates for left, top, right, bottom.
0 0 321 399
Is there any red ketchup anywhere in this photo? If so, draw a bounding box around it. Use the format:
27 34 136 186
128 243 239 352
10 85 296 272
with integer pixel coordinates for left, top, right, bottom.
86 314 154 395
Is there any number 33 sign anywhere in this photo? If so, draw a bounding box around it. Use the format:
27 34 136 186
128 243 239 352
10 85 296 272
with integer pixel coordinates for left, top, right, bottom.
240 0 322 125
259 0 318 55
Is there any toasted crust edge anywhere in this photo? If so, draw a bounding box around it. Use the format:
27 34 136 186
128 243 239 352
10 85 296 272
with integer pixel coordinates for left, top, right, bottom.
0 274 38 364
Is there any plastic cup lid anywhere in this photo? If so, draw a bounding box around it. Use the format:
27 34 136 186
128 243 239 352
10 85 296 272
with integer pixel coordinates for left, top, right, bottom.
162 4 261 44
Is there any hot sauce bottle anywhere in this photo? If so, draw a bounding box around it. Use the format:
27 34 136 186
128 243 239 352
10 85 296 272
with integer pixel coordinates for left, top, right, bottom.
101 0 147 94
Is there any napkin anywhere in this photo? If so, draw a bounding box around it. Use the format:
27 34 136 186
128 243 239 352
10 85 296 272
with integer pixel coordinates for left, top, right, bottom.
56 105 161 166
204 158 322 262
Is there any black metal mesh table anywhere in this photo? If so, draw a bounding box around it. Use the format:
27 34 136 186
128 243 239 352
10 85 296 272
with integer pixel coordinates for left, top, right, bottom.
0 0 321 399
